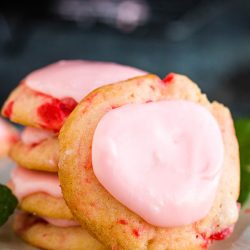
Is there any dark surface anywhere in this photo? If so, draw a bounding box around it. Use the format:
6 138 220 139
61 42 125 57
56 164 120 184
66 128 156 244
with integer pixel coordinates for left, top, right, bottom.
0 0 250 117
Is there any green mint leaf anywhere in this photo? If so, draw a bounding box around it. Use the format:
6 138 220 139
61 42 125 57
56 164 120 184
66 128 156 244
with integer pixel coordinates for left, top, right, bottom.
235 119 250 207
0 184 18 226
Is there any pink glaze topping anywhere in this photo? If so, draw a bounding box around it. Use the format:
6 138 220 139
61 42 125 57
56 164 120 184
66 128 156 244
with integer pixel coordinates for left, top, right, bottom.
0 118 19 157
21 127 56 145
11 166 62 200
92 100 224 227
0 118 19 142
25 60 146 102
42 217 79 227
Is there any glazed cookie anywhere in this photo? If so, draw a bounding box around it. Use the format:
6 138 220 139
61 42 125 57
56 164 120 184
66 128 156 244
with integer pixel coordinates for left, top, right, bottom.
0 118 19 158
59 74 239 250
10 127 59 172
2 60 146 131
13 212 106 250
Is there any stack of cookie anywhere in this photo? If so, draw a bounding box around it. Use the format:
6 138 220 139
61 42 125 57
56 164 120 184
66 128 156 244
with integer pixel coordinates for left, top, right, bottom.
2 60 240 250
1 60 146 250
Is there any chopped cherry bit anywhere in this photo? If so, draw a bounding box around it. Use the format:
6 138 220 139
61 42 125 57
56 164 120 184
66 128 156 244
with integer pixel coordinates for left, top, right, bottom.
209 226 234 241
3 101 14 118
118 219 128 225
37 97 77 131
200 225 234 248
163 73 175 84
132 229 140 238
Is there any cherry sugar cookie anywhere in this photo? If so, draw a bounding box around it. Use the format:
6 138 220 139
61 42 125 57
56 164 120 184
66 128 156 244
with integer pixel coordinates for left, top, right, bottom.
2 60 146 132
10 127 59 172
59 74 239 250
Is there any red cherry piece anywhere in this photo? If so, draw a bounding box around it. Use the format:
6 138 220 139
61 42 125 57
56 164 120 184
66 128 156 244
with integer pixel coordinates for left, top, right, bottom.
209 226 234 241
37 97 77 131
118 219 128 225
132 229 140 238
3 101 14 118
163 73 175 84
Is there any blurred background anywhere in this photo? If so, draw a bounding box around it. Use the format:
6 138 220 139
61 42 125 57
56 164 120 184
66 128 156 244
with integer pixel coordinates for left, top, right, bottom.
0 0 249 117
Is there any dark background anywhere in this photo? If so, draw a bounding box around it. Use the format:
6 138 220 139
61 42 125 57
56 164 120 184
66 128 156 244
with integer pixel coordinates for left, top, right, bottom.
0 0 250 117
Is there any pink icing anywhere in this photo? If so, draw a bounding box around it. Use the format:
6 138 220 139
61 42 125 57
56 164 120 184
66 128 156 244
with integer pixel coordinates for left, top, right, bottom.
42 217 79 227
0 118 18 142
92 100 224 227
0 118 18 140
25 60 146 102
0 118 19 156
11 166 62 200
21 127 56 145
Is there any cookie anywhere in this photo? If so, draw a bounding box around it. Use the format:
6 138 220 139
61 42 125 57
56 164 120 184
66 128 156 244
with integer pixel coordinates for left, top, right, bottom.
10 136 59 172
59 74 239 250
13 212 106 250
2 60 146 131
